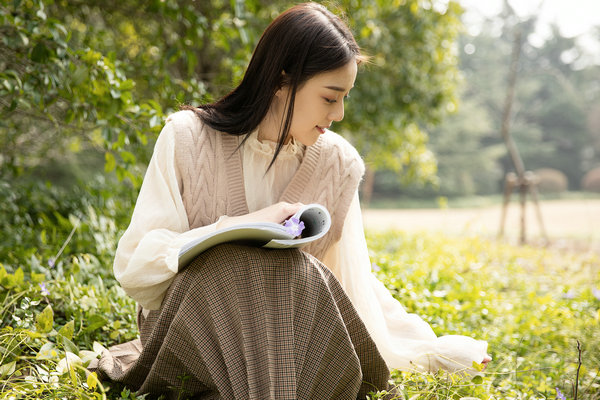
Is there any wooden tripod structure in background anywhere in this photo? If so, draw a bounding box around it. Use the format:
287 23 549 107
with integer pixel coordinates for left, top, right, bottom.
497 29 548 244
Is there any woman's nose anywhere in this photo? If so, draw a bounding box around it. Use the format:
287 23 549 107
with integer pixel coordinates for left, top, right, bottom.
330 101 344 122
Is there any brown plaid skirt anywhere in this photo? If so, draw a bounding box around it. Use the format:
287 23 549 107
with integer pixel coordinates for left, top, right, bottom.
95 244 389 399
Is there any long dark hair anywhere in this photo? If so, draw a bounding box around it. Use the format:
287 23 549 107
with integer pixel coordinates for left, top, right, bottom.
188 2 365 169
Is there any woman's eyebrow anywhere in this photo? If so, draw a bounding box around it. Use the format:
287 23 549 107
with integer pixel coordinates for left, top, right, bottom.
324 85 353 92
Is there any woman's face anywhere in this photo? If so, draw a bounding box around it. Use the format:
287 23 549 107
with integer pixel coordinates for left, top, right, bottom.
280 60 358 146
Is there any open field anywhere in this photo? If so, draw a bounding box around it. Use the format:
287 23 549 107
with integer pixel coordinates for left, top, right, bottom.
362 199 600 252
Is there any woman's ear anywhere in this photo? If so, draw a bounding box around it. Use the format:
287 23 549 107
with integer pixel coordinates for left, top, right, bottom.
278 70 290 89
275 73 289 99
274 85 289 103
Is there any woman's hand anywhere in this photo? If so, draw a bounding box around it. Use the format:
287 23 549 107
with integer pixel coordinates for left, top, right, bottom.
481 354 492 370
217 202 304 230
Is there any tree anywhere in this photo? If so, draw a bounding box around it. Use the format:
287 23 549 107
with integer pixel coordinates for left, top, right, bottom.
1 0 256 185
434 7 600 196
2 0 465 195
335 0 463 202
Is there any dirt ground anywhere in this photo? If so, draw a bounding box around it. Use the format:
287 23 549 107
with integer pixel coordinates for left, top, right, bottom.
361 199 600 252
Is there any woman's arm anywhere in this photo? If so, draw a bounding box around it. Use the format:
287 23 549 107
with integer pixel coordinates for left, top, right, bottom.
322 191 490 373
114 115 305 310
113 118 221 310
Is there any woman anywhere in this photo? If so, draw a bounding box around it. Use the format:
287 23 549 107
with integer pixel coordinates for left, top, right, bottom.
97 2 489 399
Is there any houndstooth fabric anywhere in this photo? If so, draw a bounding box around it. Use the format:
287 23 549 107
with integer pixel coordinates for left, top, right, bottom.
96 244 389 399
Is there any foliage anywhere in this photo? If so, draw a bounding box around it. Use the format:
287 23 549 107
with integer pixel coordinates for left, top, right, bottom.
582 167 600 193
0 263 137 399
2 0 466 191
367 231 600 399
453 9 600 194
0 0 164 185
0 0 251 185
0 177 133 274
534 168 569 194
372 13 600 201
0 178 137 399
335 0 464 184
2 195 599 398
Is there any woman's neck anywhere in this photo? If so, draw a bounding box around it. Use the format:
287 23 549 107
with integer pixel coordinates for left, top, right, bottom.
257 98 290 144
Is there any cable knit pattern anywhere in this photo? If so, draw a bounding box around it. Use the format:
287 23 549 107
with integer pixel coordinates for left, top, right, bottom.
172 112 364 261
171 111 218 228
279 132 365 260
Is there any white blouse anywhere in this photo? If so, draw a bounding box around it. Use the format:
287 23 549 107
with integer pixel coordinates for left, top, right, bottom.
114 120 488 374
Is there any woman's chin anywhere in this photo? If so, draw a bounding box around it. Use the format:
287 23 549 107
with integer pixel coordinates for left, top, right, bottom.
291 130 321 146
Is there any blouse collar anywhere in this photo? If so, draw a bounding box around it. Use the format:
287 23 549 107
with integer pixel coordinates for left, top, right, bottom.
245 130 304 159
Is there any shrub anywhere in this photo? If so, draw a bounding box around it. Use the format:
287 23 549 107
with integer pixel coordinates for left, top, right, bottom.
533 168 568 193
581 166 600 192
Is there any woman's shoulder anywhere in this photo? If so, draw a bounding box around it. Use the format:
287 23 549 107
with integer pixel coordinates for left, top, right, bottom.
164 109 203 132
321 130 364 167
161 109 218 144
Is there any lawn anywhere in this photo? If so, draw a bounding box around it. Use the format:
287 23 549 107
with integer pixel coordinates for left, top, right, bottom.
1 183 599 399
366 231 600 399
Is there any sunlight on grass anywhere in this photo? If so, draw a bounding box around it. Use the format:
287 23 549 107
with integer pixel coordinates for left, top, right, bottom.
366 230 600 399
1 229 598 399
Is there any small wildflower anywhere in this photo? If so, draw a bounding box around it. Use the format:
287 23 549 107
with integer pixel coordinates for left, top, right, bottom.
283 217 305 237
562 290 575 299
48 258 55 268
555 387 566 400
592 287 600 301
372 263 381 272
39 282 50 296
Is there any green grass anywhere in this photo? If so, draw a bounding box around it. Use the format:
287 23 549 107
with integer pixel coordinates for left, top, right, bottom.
366 231 600 399
1 179 599 398
1 230 598 399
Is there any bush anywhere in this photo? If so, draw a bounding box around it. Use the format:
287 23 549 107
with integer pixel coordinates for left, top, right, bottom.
0 176 135 279
581 166 600 192
533 168 568 193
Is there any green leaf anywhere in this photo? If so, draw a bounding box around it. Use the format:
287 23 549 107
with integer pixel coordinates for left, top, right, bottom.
471 374 483 384
36 8 47 21
69 364 78 386
2 79 13 92
13 267 24 286
18 32 29 46
37 342 58 360
87 371 99 390
58 320 75 340
0 361 16 378
471 360 484 372
104 152 116 172
30 42 51 63
25 330 44 339
31 272 45 284
84 314 109 333
120 150 136 164
35 304 54 333
71 65 88 85
149 114 161 128
60 335 80 355
109 88 121 99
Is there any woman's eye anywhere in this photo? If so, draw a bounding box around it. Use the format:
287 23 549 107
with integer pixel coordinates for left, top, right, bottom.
324 98 337 104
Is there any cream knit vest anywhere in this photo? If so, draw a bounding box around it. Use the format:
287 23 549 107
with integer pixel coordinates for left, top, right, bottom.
170 110 364 260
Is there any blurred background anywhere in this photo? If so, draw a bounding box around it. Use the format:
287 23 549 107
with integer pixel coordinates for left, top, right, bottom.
1 0 599 252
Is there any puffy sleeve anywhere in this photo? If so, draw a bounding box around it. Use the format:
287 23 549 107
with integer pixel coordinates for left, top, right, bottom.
113 115 222 310
321 192 489 374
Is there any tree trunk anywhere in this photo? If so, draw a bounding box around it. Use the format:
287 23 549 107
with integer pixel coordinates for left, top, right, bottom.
360 167 376 208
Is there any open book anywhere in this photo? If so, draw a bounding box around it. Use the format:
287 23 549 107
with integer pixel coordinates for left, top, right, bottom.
178 204 331 268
